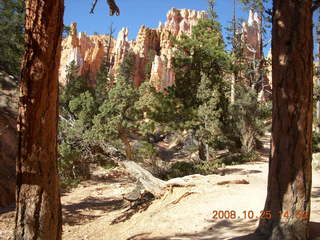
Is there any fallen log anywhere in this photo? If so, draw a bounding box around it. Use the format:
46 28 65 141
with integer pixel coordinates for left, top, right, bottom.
120 161 199 198
120 161 166 198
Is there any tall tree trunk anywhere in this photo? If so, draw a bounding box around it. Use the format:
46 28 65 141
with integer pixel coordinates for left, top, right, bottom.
15 0 64 239
256 1 313 239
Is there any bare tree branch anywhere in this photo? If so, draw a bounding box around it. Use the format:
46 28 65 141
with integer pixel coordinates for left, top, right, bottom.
107 0 120 16
90 0 98 14
313 0 320 12
90 0 120 16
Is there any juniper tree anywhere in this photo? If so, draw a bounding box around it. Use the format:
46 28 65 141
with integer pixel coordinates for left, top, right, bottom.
173 8 230 160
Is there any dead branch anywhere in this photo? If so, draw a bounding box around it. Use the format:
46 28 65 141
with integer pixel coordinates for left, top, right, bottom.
313 0 320 12
90 0 120 16
216 179 249 185
107 0 120 16
169 191 198 205
89 0 98 14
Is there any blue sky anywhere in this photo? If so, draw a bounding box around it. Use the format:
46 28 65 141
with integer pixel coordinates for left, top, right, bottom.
64 0 259 39
63 1 320 57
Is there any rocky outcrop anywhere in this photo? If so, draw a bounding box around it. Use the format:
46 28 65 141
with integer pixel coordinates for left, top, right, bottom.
131 25 160 87
59 22 115 86
242 9 262 59
59 9 207 89
111 27 131 75
164 8 207 36
59 8 265 93
148 9 207 90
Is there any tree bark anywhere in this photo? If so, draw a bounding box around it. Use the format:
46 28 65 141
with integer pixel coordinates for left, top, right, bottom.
15 0 64 239
256 1 313 239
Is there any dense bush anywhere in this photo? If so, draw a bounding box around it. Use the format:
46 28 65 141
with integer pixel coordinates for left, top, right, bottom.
228 85 271 155
313 131 320 153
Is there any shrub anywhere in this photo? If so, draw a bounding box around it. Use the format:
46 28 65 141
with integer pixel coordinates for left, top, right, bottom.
313 131 320 153
58 143 90 188
165 161 195 179
228 85 271 155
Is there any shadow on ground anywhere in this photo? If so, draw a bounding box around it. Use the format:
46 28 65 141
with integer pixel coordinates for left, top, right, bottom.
126 219 260 240
312 187 320 199
0 204 15 214
62 196 126 226
213 168 262 176
125 220 320 240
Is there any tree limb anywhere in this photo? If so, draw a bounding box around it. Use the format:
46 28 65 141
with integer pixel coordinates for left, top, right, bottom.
313 0 320 12
90 0 120 16
89 0 98 14
107 0 120 16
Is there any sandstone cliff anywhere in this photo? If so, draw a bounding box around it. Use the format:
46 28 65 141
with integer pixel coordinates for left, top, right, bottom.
59 22 116 86
242 9 262 60
59 8 207 89
59 8 264 92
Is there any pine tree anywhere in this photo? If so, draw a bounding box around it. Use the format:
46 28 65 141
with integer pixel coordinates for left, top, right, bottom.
91 54 140 160
0 0 24 79
92 76 140 160
173 9 231 160
15 0 64 238
256 1 313 239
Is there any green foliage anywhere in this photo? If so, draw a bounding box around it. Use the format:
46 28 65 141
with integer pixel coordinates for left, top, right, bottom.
118 51 136 82
136 82 187 134
134 141 158 161
58 143 89 189
196 74 230 150
69 91 97 129
173 18 229 108
165 161 196 179
238 0 265 12
91 75 140 141
90 54 140 160
228 85 271 154
172 13 231 160
60 61 91 113
313 131 320 153
58 62 96 186
94 58 113 105
0 0 24 79
63 25 71 38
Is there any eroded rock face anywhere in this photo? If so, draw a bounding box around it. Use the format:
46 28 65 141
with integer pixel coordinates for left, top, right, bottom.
242 9 262 59
131 25 160 87
59 22 115 86
111 27 131 75
150 9 207 90
59 9 264 92
59 9 207 89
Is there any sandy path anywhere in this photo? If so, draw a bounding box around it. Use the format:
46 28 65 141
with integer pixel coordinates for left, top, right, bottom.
62 160 320 240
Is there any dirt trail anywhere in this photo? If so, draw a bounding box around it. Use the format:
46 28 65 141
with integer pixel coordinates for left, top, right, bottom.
1 135 320 240
60 161 320 240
